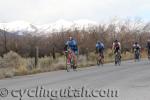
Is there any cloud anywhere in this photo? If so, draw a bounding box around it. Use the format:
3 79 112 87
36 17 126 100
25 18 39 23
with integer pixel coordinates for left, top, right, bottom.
0 0 150 24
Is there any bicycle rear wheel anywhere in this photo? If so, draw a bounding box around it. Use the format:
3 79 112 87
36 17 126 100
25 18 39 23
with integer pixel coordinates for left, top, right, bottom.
66 64 71 72
66 54 71 72
115 53 121 66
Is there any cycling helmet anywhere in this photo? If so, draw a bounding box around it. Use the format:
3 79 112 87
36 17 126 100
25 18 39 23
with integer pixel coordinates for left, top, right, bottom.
114 39 118 42
69 36 73 40
135 42 138 44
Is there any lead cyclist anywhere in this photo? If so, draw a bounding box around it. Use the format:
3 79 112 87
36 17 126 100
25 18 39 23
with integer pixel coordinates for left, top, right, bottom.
64 37 78 70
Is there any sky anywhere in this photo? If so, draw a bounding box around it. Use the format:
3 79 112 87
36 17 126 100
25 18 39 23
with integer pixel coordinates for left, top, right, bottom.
0 0 150 25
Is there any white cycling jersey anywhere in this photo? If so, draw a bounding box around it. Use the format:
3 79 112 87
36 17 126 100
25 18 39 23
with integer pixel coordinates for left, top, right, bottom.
112 42 121 50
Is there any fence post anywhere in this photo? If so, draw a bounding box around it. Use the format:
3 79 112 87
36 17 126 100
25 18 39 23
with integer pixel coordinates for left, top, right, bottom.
86 48 89 61
52 47 56 60
35 46 39 68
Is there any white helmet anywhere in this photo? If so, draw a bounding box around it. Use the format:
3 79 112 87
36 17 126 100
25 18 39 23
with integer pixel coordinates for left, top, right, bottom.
69 36 73 40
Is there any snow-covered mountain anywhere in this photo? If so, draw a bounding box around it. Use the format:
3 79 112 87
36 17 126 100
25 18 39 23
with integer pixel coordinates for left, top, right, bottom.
0 21 37 33
37 20 73 33
0 20 99 35
37 19 98 33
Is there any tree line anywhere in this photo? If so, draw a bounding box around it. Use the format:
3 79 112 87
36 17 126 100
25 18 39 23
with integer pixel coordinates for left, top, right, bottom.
0 18 150 57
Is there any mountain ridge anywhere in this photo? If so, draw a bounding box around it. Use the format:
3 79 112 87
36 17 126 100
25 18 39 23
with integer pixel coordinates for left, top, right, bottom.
0 20 99 35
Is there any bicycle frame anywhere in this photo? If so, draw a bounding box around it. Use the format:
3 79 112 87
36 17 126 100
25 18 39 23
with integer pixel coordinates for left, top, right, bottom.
115 51 121 66
65 49 76 72
97 52 104 66
134 49 140 61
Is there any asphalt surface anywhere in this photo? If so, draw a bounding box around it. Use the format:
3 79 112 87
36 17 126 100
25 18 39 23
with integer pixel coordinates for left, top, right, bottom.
0 60 150 100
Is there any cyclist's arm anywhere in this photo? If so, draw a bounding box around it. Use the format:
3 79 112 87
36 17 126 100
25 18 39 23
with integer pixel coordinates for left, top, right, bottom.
139 45 142 52
112 43 114 50
118 42 121 50
64 41 69 51
64 44 68 51
112 43 115 52
132 45 136 52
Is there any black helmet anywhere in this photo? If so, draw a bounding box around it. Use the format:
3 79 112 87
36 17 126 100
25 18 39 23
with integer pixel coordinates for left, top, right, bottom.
114 39 118 42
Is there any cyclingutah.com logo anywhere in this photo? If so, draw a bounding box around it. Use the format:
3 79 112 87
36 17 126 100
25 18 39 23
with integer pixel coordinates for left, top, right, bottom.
0 86 119 100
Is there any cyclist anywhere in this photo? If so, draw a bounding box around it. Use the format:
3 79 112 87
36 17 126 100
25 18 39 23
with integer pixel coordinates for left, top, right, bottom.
64 37 78 70
146 39 150 60
132 42 141 61
112 39 121 65
112 39 121 55
96 41 105 59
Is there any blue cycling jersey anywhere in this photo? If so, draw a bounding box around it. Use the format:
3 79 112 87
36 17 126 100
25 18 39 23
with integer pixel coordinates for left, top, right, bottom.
66 39 78 52
96 43 104 50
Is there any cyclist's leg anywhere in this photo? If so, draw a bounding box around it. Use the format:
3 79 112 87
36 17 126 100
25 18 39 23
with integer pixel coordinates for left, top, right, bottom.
67 52 72 64
114 52 118 65
134 50 137 59
97 51 100 60
148 49 150 59
74 53 77 66
72 51 77 69
114 49 118 55
96 51 99 65
138 50 140 59
119 49 121 59
114 49 117 58
100 50 104 62
66 51 72 71
102 51 104 63
148 49 150 56
116 49 120 64
134 50 137 61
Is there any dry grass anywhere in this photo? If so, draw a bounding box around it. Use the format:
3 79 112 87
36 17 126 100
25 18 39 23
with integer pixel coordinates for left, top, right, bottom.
14 65 28 76
0 68 15 79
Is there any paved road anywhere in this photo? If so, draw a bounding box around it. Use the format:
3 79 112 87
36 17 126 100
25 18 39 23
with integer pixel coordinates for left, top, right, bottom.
0 60 150 100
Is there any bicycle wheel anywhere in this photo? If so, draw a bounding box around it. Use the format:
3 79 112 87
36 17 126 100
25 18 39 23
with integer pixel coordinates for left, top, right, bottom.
115 55 118 66
97 54 102 66
66 52 72 72
99 56 104 66
100 59 103 66
115 53 120 66
118 58 121 66
66 64 71 72
66 57 71 72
